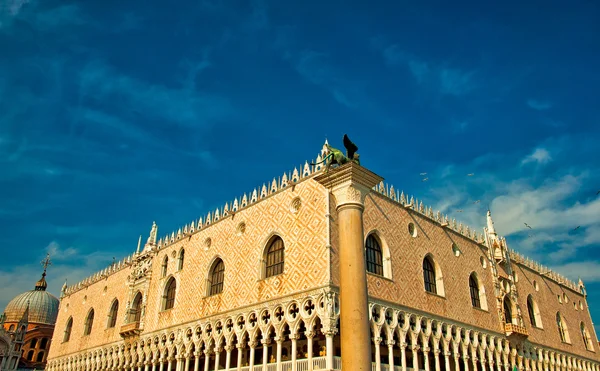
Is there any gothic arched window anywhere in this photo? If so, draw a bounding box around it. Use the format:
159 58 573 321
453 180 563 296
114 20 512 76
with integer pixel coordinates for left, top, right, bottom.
161 256 168 277
84 309 94 336
581 322 594 351
107 300 119 328
556 312 569 343
178 249 185 271
36 351 44 362
63 317 73 342
527 295 543 328
469 274 481 308
265 236 285 278
209 259 225 296
163 278 176 310
365 234 383 276
503 296 513 324
423 257 437 294
129 292 143 322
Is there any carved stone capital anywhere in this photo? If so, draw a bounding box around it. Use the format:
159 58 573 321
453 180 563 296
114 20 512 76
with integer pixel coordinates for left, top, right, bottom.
314 163 383 209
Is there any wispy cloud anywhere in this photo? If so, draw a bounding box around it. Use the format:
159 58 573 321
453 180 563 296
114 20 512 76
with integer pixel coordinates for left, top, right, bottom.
378 43 477 96
521 148 552 165
527 99 552 111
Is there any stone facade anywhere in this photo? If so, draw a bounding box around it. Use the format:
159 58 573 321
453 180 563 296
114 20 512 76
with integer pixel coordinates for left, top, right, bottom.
46 144 600 371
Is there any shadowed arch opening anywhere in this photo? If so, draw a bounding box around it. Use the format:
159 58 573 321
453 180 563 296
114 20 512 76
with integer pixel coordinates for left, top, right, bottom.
527 295 542 328
503 295 513 324
557 312 570 343
161 256 168 277
469 272 488 310
63 317 73 342
84 309 94 336
163 277 176 310
129 292 143 323
262 235 285 279
581 322 594 351
107 299 119 328
178 249 185 271
423 254 445 296
207 258 225 296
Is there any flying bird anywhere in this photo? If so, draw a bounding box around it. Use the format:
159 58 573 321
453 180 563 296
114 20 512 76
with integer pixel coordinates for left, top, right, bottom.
467 173 474 176
456 209 464 213
473 200 481 204
422 178 429 182
420 172 427 176
596 190 600 195
573 226 581 232
524 223 532 229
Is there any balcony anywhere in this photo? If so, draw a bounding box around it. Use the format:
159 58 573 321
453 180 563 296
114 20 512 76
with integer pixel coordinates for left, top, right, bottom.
505 323 528 338
119 321 142 338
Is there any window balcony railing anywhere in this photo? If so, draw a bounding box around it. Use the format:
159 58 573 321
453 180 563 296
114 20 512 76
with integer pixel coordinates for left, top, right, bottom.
119 321 142 338
233 356 420 371
505 323 528 338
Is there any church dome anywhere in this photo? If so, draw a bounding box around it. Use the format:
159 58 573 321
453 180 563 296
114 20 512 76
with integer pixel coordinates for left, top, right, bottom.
2 271 59 326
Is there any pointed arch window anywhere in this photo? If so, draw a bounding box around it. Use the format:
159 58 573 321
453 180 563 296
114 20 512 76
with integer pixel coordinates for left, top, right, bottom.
581 322 594 351
36 351 45 362
63 317 73 342
265 237 285 278
209 259 225 296
423 257 437 294
107 300 119 328
161 256 168 277
365 234 383 276
163 278 176 310
556 312 570 343
469 274 481 308
503 296 513 324
178 249 185 271
129 292 143 322
527 295 542 328
84 309 94 336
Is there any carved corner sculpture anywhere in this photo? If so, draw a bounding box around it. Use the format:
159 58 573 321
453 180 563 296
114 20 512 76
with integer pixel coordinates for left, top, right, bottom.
312 134 360 173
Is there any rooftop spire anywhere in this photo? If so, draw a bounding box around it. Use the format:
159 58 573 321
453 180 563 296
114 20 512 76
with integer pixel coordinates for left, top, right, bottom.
35 253 51 291
486 209 496 235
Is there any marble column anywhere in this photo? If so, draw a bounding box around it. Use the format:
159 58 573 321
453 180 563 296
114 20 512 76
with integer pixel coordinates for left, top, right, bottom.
184 355 190 371
214 347 221 371
400 343 407 371
203 351 210 371
325 330 335 371
249 342 256 369
225 346 232 371
236 344 244 371
374 337 382 371
315 163 382 371
290 335 298 371
307 332 314 371
388 341 396 370
261 339 270 371
193 351 201 371
412 346 420 371
275 337 283 371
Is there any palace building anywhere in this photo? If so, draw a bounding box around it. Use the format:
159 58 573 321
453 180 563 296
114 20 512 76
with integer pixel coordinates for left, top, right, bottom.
46 142 600 371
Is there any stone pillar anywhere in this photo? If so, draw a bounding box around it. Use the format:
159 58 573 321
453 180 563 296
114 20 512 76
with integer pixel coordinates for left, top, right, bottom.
261 339 270 371
184 356 190 371
159 357 165 371
315 163 382 371
290 335 298 371
214 347 221 371
166 358 173 371
412 346 420 371
145 361 151 371
249 342 256 369
307 331 315 371
374 337 382 371
193 351 200 371
225 346 232 371
434 350 441 371
388 341 396 369
275 337 283 371
325 331 335 371
203 351 210 371
444 352 451 371
400 343 407 371
236 344 244 371
424 347 430 371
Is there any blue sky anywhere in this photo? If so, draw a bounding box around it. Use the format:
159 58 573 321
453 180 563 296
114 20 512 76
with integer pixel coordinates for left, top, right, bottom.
1 0 599 332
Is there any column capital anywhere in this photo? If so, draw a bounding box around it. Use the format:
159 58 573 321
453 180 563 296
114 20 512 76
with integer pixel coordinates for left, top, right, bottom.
224 345 233 352
314 163 383 209
387 340 396 347
249 341 258 349
373 337 383 345
306 331 315 339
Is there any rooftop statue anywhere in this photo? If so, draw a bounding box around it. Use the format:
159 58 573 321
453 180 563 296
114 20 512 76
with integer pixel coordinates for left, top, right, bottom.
313 134 360 172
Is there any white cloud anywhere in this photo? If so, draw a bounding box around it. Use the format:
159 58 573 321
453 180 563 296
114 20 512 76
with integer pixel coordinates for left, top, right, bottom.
521 148 552 165
527 99 552 111
550 261 600 283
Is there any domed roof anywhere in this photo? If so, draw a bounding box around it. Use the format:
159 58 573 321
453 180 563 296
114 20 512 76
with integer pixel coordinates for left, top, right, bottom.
2 272 59 326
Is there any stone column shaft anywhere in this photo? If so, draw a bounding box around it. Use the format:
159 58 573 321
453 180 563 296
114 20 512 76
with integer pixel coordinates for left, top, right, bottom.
316 164 382 371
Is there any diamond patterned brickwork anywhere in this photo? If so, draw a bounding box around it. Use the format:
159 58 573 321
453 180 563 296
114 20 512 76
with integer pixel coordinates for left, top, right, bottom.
340 192 503 332
514 263 598 359
48 178 329 359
